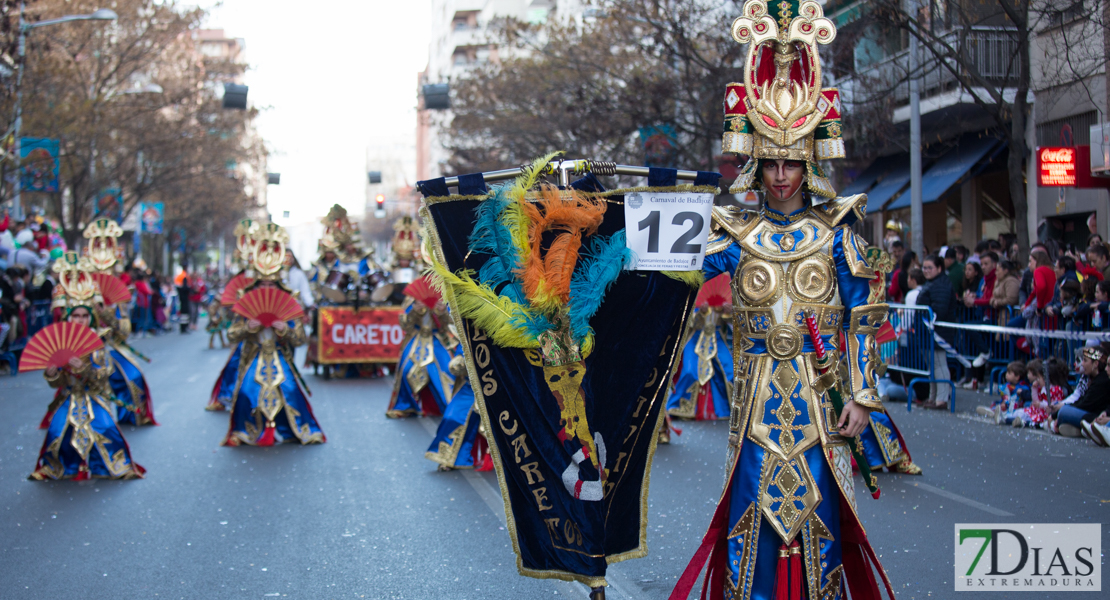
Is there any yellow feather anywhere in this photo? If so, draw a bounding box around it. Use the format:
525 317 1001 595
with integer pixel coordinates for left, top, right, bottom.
428 258 541 349
663 270 705 288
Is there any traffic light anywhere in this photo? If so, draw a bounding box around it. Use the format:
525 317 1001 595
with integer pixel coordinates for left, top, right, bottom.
375 194 385 209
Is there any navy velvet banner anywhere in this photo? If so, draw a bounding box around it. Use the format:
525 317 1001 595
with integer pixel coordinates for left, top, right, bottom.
425 192 695 584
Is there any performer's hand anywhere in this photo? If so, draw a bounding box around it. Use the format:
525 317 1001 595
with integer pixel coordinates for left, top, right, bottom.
247 319 262 329
45 366 58 377
837 400 869 437
1096 412 1110 426
272 320 288 332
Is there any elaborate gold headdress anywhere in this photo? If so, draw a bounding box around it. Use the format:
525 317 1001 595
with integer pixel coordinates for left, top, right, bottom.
391 216 420 264
252 223 290 280
318 204 364 260
723 0 843 199
51 251 100 311
234 219 260 270
82 219 124 273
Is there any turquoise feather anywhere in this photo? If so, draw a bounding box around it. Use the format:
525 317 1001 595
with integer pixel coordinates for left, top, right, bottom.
567 230 632 341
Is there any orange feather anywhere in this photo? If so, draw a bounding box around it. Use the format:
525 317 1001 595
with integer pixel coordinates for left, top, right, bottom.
518 186 605 306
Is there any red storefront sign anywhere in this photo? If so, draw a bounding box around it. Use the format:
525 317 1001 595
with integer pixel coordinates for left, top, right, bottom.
1038 147 1077 186
316 306 404 364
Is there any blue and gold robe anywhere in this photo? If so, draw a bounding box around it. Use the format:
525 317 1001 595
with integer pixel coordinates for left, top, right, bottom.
223 317 325 446
386 299 457 418
98 304 157 425
667 306 734 420
31 349 145 480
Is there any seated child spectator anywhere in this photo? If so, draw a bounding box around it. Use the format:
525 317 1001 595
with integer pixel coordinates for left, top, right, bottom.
1014 358 1069 429
976 361 1028 424
1048 344 1110 438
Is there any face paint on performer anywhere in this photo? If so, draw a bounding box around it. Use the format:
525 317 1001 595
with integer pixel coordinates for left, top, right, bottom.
761 159 806 209
69 306 92 328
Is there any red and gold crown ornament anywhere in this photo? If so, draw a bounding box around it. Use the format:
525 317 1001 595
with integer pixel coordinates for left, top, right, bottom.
82 219 124 273
723 0 842 200
251 223 290 280
234 219 260 271
51 251 100 312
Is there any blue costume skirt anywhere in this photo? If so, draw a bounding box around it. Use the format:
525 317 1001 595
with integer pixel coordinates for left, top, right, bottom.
208 343 243 411
224 347 325 446
109 346 157 426
858 411 914 471
425 383 491 470
31 394 145 480
666 328 733 420
387 333 454 418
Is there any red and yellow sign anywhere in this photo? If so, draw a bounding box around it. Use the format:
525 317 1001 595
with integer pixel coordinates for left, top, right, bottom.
316 306 404 364
1038 146 1076 187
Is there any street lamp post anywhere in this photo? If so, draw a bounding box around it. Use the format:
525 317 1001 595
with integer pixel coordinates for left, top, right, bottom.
11 3 117 220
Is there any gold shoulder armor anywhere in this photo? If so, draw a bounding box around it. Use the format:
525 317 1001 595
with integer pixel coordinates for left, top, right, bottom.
711 205 756 241
841 226 875 279
814 194 868 228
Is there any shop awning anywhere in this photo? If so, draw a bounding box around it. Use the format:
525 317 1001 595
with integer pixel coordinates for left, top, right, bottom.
887 136 1003 210
841 154 902 197
862 156 911 214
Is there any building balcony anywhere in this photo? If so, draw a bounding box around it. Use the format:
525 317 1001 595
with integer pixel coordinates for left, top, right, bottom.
836 26 1021 124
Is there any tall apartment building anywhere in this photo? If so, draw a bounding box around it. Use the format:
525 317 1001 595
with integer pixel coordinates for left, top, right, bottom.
416 0 582 180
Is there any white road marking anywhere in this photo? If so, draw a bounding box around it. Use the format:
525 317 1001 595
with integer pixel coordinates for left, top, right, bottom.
909 481 1014 517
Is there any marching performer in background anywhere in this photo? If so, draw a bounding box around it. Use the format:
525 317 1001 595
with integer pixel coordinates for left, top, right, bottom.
666 273 734 421
385 276 457 418
425 349 493 471
306 204 383 377
82 220 157 426
673 4 894 597
30 254 144 480
206 297 230 349
207 218 258 410
224 223 325 446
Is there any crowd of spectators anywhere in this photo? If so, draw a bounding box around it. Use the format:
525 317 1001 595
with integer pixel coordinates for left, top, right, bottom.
881 225 1110 446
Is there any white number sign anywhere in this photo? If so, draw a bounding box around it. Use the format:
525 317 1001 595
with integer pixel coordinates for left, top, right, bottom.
623 192 714 271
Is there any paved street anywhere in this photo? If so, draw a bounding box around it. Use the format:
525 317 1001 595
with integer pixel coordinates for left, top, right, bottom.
1 332 1107 599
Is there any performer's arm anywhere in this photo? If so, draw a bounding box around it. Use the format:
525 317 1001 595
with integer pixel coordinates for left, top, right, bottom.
833 227 887 413
227 316 257 343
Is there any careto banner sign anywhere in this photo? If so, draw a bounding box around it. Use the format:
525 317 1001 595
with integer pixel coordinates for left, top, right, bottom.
1038 147 1077 187
316 306 404 364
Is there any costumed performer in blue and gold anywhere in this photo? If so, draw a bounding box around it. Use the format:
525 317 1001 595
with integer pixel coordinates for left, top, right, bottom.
854 246 921 475
31 256 145 481
208 218 258 410
386 275 458 418
425 348 493 470
671 3 895 598
666 274 734 421
83 219 158 426
223 223 325 446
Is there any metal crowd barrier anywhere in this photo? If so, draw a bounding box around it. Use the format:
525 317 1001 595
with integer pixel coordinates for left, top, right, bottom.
883 304 955 412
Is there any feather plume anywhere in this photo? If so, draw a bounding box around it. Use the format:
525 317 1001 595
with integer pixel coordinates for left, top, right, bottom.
428 257 548 348
519 186 605 311
663 270 705 288
567 230 632 341
470 189 520 288
502 152 560 265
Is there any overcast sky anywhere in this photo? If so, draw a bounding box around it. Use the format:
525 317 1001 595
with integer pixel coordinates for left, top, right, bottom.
202 1 431 225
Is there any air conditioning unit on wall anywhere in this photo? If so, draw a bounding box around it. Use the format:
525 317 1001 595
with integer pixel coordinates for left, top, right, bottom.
1090 123 1110 177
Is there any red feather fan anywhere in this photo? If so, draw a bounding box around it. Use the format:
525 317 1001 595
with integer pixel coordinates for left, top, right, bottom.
696 273 732 308
232 288 304 328
403 275 441 309
91 272 131 306
19 322 105 372
220 273 254 307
